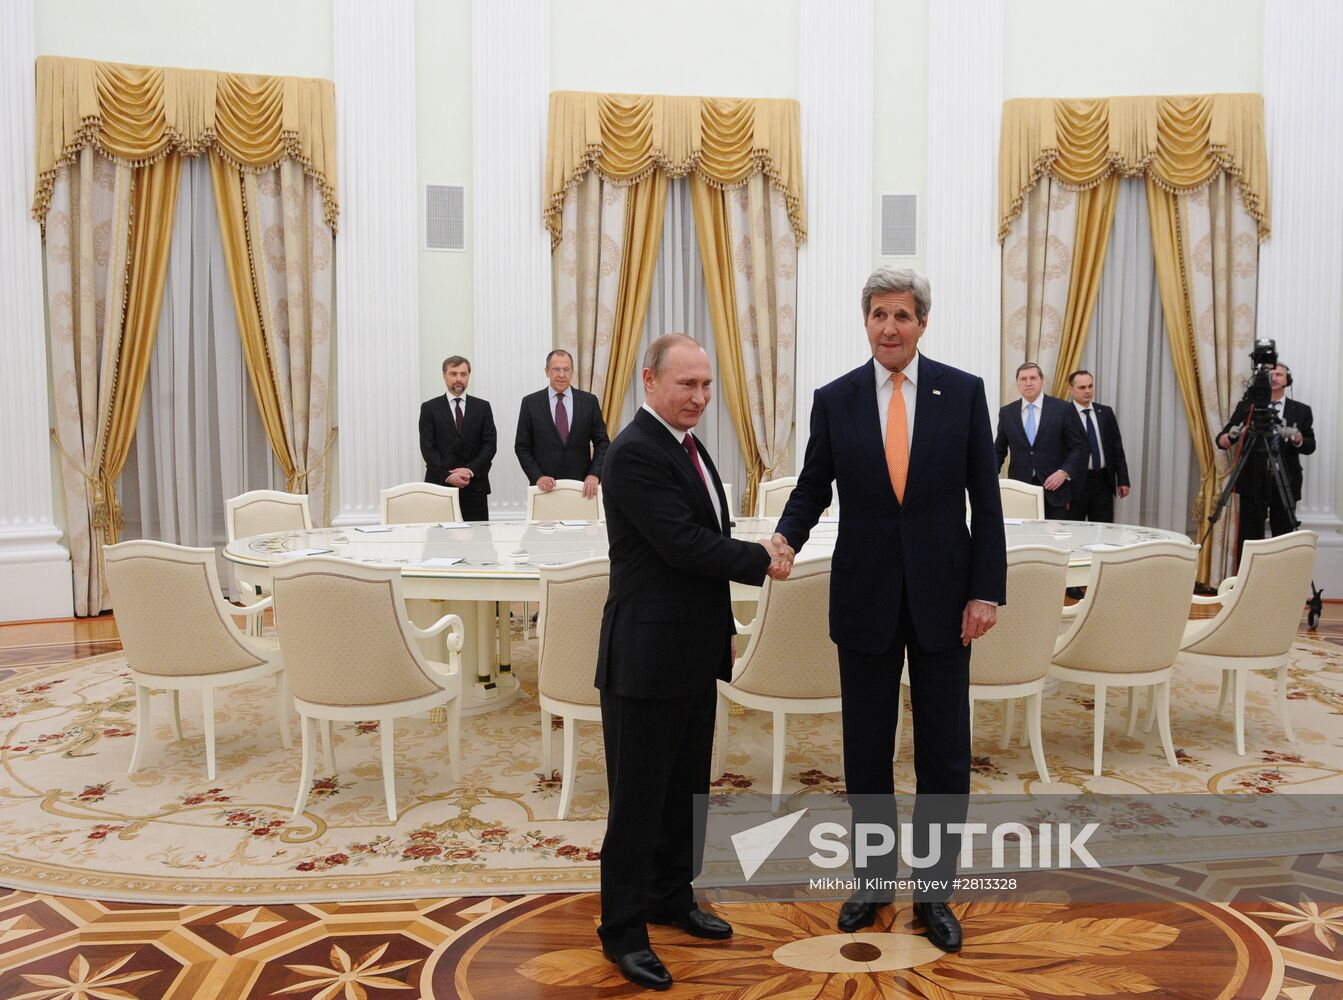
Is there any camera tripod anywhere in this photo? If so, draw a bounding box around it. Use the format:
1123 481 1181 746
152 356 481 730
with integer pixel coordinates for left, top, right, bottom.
1203 407 1325 629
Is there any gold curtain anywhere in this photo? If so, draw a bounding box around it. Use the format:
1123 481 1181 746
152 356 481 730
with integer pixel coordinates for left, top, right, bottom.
600 173 669 431
97 153 183 544
1050 177 1119 396
34 56 338 231
690 177 763 516
1147 177 1219 583
209 151 300 490
545 91 805 249
999 95 1269 244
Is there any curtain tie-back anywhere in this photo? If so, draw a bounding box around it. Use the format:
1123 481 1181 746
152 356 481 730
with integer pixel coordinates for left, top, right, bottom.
286 425 339 494
49 428 124 532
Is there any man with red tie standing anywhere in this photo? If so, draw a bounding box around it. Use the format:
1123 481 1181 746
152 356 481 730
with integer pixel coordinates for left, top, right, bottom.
774 268 1006 953
514 349 610 500
419 355 497 521
596 333 789 990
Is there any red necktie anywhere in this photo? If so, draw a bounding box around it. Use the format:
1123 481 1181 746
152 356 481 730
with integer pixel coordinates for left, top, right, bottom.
453 397 464 433
682 434 711 493
555 393 569 444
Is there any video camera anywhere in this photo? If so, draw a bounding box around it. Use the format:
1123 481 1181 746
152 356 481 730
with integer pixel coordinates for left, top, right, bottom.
1227 338 1282 442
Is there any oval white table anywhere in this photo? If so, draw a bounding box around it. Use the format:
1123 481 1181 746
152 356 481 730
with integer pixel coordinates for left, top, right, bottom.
223 517 1190 713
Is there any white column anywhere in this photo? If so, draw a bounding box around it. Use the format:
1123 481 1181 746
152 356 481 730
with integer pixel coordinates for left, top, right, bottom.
470 0 552 520
332 0 422 525
925 0 1004 412
795 0 874 468
1259 0 1343 537
0 1 73 622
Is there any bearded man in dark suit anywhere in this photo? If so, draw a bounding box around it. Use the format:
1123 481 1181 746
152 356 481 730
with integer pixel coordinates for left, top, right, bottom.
418 355 496 521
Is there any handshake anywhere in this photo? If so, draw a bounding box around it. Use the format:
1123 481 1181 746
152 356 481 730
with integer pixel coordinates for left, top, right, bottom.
759 533 795 581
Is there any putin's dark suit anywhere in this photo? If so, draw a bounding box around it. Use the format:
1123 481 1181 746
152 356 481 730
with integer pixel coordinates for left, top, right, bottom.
776 355 1007 894
418 394 497 521
513 387 610 485
994 393 1088 517
596 407 770 956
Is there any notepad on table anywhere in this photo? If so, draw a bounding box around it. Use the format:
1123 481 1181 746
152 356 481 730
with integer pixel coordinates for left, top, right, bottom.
438 521 472 529
1002 518 1025 525
559 519 591 526
278 548 332 558
355 525 392 533
421 556 464 567
1082 543 1121 552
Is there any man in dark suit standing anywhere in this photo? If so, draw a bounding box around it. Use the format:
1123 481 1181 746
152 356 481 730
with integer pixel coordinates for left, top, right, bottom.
995 362 1088 519
514 349 610 500
1065 370 1130 523
596 333 787 991
1216 362 1315 567
773 268 1007 953
418 355 497 521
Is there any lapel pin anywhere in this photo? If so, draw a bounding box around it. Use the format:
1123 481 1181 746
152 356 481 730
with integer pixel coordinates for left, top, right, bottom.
932 389 942 396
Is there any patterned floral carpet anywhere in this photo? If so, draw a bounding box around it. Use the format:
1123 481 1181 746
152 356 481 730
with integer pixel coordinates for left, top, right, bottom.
0 628 1340 906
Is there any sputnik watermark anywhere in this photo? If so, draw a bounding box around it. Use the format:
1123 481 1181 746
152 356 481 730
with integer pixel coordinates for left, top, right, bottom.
804 821 1101 872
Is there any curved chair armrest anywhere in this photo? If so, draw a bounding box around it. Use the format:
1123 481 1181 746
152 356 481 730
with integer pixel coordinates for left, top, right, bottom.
1060 601 1083 618
1189 593 1225 606
1216 576 1240 597
232 594 273 628
734 617 756 636
412 613 465 651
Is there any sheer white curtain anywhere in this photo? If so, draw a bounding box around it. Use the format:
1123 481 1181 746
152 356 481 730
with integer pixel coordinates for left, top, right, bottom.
1079 180 1199 537
620 179 747 505
120 157 283 585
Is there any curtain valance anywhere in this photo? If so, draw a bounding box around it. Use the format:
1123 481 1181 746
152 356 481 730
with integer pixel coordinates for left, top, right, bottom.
34 56 338 230
999 93 1269 242
545 91 805 248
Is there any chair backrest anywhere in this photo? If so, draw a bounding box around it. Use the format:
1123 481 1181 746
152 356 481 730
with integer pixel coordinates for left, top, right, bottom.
756 477 798 518
1053 541 1199 673
999 479 1046 519
226 489 313 542
537 558 609 706
721 482 736 520
380 482 463 524
271 557 445 707
104 540 268 677
1184 531 1317 657
731 558 840 699
971 547 1069 686
527 481 601 521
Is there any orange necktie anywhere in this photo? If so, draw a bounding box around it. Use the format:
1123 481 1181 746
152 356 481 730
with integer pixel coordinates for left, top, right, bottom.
885 371 908 502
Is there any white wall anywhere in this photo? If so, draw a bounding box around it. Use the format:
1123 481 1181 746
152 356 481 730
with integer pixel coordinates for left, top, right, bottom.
34 0 333 77
873 0 928 273
550 0 800 97
416 0 475 401
1004 0 1263 97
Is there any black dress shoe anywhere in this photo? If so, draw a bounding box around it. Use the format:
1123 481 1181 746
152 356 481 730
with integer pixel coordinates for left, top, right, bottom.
837 888 891 932
604 947 672 991
913 900 963 952
650 907 732 939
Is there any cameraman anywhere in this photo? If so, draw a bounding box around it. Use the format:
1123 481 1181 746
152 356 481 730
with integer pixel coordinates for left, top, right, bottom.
1216 363 1315 566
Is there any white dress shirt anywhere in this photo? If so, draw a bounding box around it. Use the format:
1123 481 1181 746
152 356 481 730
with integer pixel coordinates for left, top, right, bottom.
641 403 724 528
1073 400 1106 470
446 391 467 417
875 352 918 448
1019 394 1042 425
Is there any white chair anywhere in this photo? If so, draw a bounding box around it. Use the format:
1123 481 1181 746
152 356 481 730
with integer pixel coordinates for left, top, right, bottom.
999 480 1046 519
755 476 798 518
104 540 290 781
527 479 602 521
225 489 314 634
271 558 464 823
536 558 608 819
894 547 1068 782
380 482 463 524
714 558 842 796
1176 531 1317 755
1049 541 1199 776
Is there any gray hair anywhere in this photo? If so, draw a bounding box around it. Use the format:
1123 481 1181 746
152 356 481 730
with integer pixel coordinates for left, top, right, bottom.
545 348 574 368
861 267 931 323
643 333 702 376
